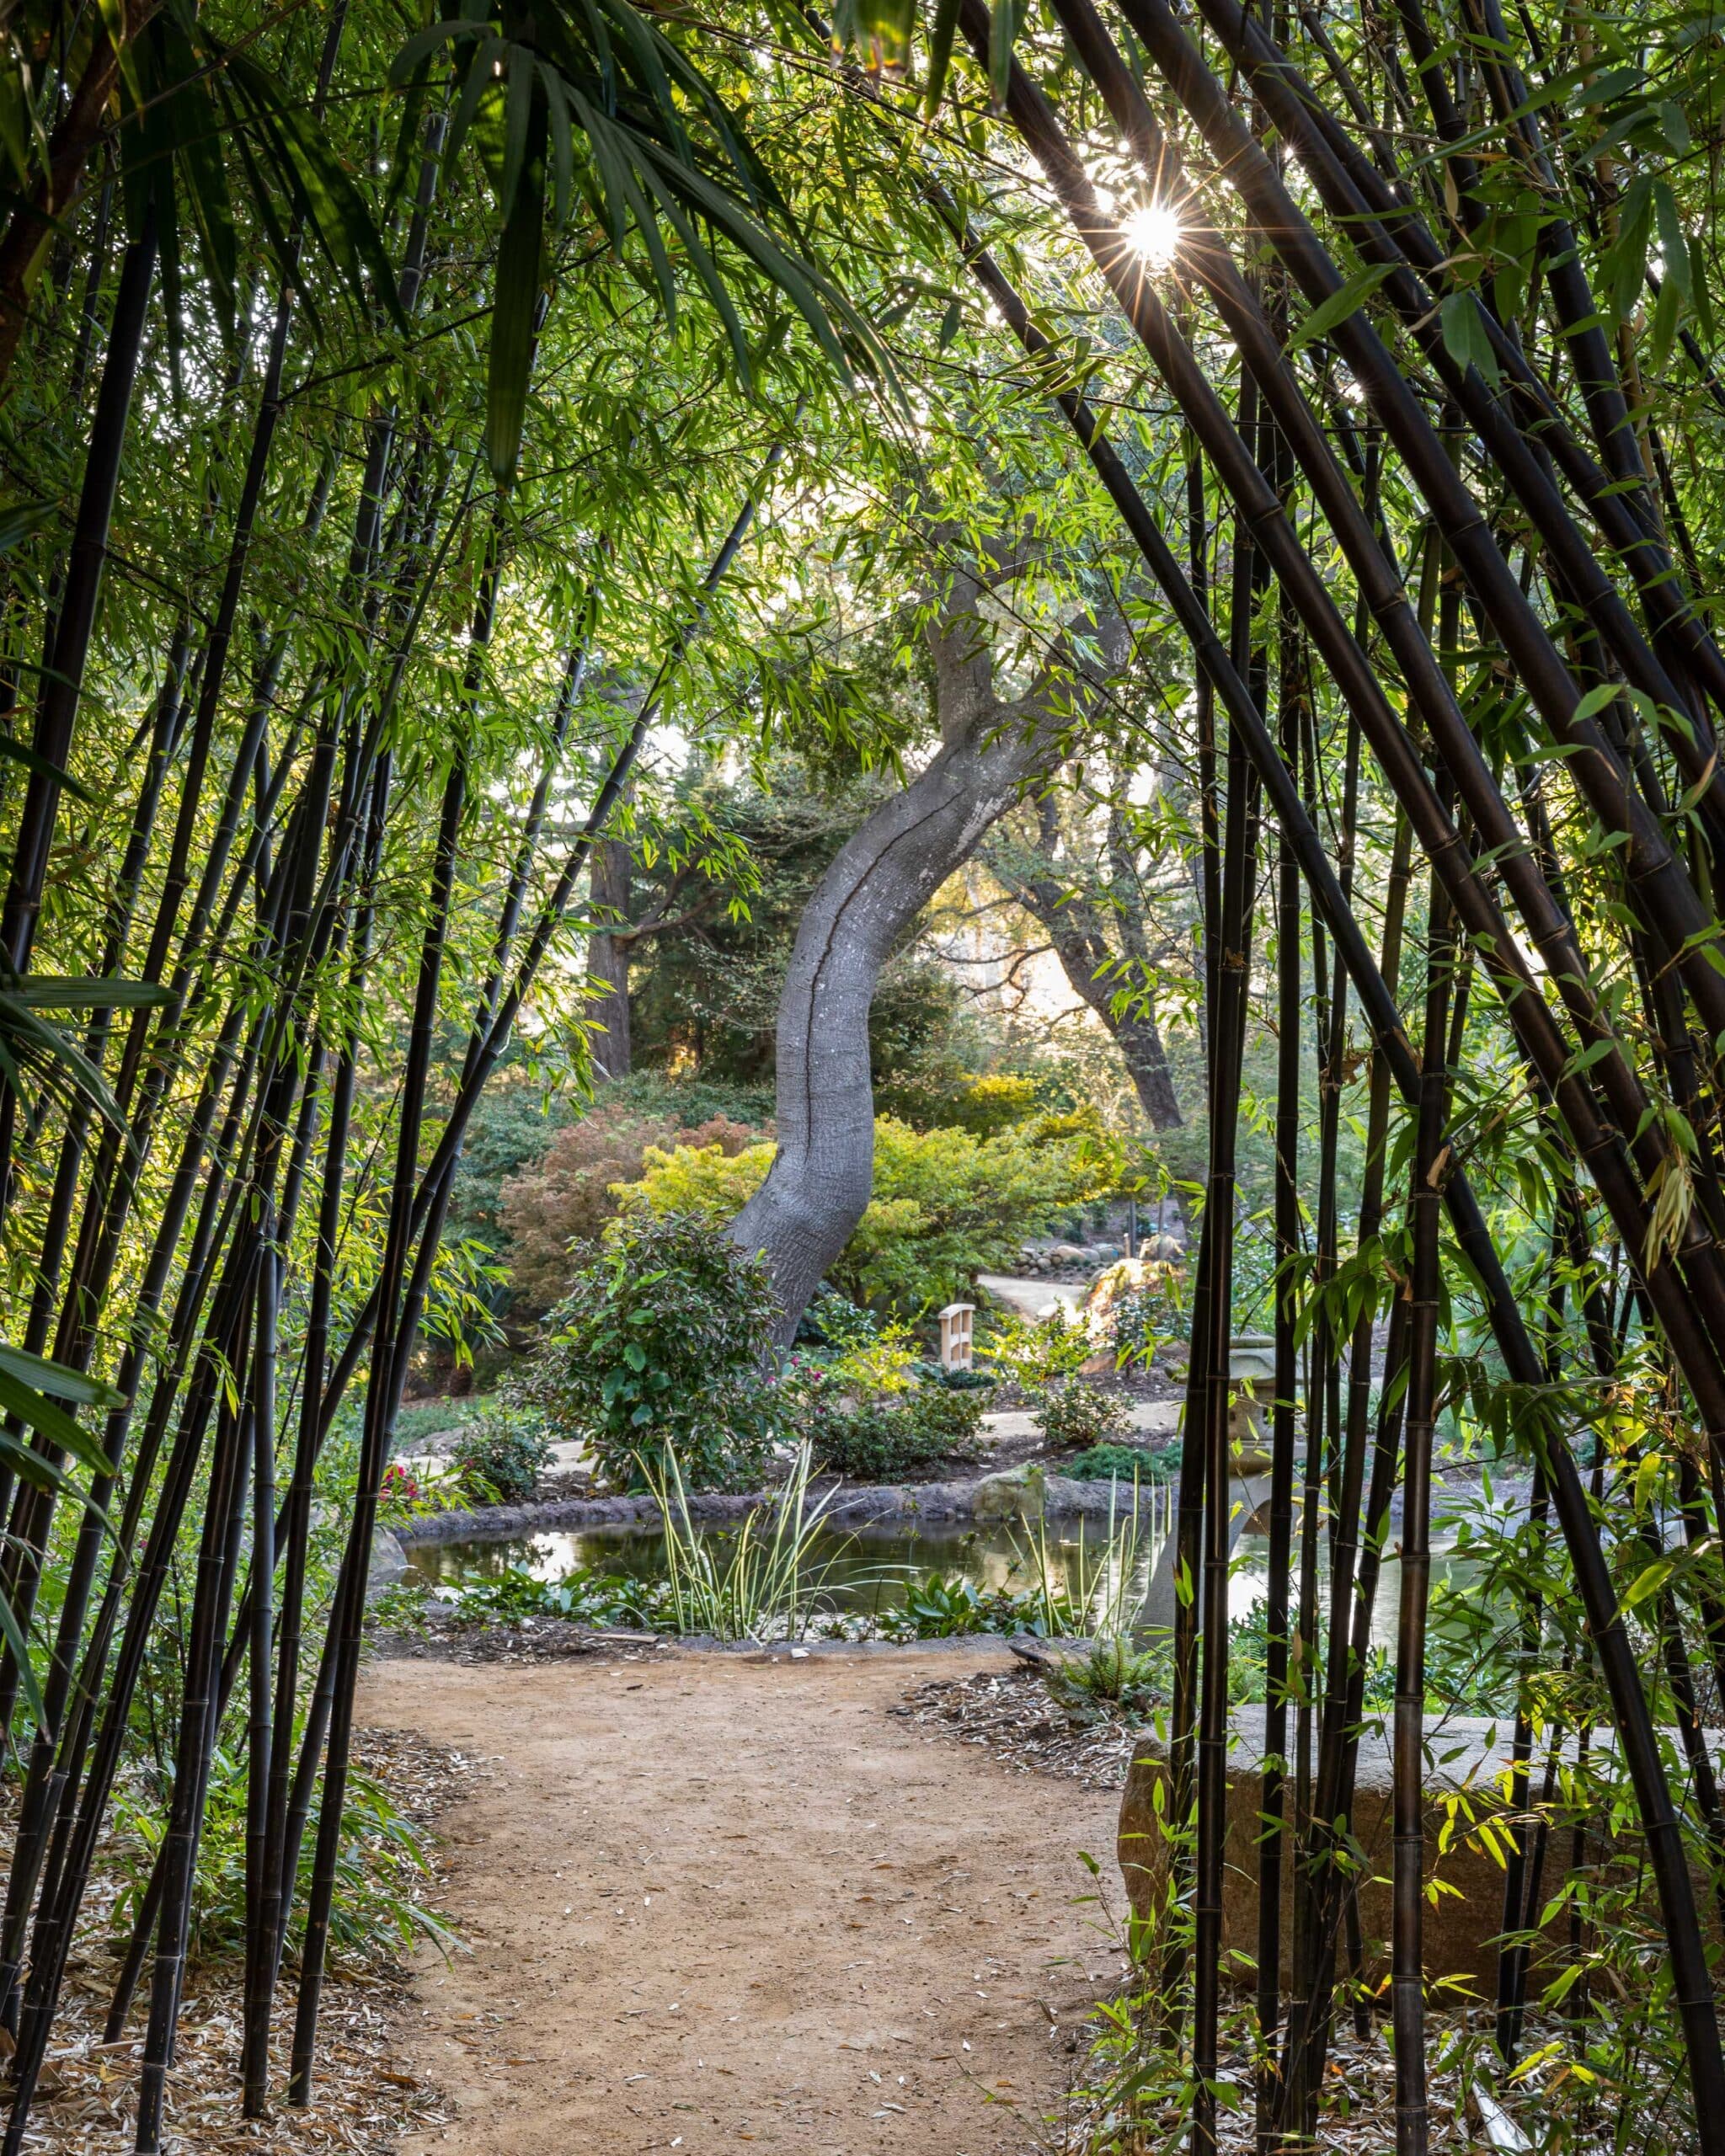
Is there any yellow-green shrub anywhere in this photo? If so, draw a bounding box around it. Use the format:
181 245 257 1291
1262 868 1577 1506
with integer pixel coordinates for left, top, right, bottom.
612 1113 1119 1315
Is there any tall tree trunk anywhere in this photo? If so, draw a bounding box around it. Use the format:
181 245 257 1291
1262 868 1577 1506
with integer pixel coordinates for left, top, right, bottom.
586 835 633 1081
728 581 1129 1340
1000 789 1183 1127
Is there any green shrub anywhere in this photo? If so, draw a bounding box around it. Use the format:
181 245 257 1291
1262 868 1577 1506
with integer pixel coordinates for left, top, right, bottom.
943 1072 1040 1136
911 1358 996 1391
796 1287 879 1352
449 1401 553 1502
1087 1257 1186 1368
1065 1440 1175 1482
617 1113 1119 1317
781 1338 987 1482
985 1309 1095 1391
1037 1380 1132 1451
521 1212 782 1492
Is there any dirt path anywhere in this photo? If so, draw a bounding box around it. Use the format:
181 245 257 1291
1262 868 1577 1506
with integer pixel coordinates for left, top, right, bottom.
361 1644 1127 2156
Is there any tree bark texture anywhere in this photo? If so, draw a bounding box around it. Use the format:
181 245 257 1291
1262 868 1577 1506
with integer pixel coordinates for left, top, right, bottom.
1001 789 1183 1127
585 835 633 1081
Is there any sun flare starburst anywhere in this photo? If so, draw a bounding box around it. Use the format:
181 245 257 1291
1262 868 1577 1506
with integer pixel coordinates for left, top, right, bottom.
1120 200 1183 269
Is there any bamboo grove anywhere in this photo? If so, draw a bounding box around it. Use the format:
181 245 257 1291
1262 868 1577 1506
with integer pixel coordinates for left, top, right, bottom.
5 0 1725 2143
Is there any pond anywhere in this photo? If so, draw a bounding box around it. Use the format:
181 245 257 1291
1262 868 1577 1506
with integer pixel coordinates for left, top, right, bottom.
405 1519 1477 1644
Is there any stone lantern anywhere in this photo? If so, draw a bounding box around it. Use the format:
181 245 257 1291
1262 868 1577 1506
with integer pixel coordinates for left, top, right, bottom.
1226 1333 1277 1470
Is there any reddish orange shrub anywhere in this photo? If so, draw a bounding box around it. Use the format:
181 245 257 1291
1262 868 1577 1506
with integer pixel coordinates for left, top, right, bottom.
500 1107 761 1315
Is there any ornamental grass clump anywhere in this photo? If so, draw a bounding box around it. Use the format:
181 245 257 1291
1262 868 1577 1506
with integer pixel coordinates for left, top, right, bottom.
644 1442 852 1642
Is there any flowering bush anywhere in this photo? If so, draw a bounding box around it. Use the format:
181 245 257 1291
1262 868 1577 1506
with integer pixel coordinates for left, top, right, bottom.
380 1461 422 1509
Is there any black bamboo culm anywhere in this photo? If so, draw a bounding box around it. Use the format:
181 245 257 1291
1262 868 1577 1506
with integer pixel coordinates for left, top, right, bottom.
0 200 158 1217
956 216 1725 2143
96 493 481 2069
1194 508 1261 2151
1166 407 1218 2019
243 1222 280 2116
286 750 467 2105
1393 833 1454 2156
1280 792 1413 2129
0 205 157 978
135 1252 260 2156
1257 602 1305 2153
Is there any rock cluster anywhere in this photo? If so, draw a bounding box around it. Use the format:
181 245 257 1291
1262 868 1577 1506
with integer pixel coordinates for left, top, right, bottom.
1015 1241 1129 1276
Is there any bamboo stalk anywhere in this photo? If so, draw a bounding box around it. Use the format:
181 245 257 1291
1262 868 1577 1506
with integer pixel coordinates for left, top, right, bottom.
242 1220 279 2116
286 751 467 2103
1194 402 1263 2152
955 213 1725 2144
1256 597 1305 2153
1392 830 1453 2156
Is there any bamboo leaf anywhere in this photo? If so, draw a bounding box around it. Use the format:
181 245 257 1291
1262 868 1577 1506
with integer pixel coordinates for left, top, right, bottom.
1438 291 1500 384
0 737 94 802
0 1582 46 1734
0 1369 115 1479
1654 184 1690 302
1284 261 1401 355
0 499 51 552
1618 1554 1674 1614
0 1342 124 1409
500 46 536 223
924 0 963 116
539 64 575 229
855 0 916 70
487 142 547 483
989 0 1017 107
388 19 474 85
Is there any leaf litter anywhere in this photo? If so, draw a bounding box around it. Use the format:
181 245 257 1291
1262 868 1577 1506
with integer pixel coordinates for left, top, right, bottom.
4 1729 467 2154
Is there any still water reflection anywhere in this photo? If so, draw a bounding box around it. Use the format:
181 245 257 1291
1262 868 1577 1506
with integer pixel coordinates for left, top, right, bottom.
405 1519 1475 1640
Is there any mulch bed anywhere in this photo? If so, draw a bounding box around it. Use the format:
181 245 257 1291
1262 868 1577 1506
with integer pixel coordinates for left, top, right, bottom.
890 1663 1141 1790
366 1603 675 1667
9 1729 467 2154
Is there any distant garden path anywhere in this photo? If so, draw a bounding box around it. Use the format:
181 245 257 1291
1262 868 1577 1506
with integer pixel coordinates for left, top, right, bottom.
364 1645 1125 2154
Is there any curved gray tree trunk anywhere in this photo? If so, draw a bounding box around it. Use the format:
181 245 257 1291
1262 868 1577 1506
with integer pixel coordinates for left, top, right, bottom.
728 575 1130 1342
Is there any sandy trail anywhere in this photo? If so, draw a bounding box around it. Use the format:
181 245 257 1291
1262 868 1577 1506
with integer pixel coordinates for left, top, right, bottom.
361 1644 1126 2156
